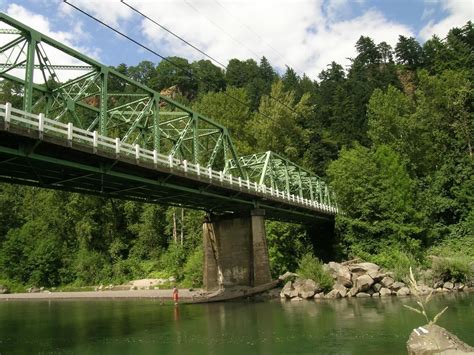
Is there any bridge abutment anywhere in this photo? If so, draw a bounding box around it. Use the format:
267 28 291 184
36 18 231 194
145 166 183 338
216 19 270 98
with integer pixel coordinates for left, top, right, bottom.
203 209 272 291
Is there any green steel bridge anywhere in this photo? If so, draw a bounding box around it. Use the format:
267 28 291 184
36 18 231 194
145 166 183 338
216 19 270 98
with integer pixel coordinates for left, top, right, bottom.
0 13 337 223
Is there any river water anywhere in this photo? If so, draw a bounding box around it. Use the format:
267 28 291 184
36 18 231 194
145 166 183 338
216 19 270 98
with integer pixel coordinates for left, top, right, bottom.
0 292 472 354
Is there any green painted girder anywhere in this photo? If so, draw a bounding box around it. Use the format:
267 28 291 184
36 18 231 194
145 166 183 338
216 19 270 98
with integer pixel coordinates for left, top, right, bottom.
0 13 337 215
226 151 337 208
0 13 244 176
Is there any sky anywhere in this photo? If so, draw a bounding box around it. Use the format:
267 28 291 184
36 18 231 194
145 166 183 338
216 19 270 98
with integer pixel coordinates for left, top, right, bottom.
0 0 473 80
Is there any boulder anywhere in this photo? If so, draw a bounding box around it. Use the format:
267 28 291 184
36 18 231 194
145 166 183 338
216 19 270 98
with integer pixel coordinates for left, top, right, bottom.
368 270 384 282
407 324 474 354
290 296 304 301
372 283 382 292
314 292 324 299
325 289 342 299
356 292 371 298
349 262 380 275
333 283 348 298
372 292 380 297
433 280 444 289
391 281 406 291
278 271 298 282
280 281 293 299
328 262 352 287
381 276 394 288
397 287 411 296
443 282 454 290
348 287 359 297
454 282 465 291
27 287 40 293
379 287 392 297
356 274 374 292
296 279 320 299
0 285 9 294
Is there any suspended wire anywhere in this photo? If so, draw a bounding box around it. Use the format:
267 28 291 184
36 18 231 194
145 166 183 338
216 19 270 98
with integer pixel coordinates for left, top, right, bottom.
182 0 262 60
62 0 276 123
121 0 304 118
212 0 306 75
120 0 228 69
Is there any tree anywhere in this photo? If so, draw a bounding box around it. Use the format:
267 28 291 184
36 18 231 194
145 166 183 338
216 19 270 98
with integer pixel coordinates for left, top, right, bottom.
395 36 423 69
192 59 226 94
149 56 198 97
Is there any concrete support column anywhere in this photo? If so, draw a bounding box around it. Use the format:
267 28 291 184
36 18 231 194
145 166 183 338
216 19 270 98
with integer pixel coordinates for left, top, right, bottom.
202 209 272 291
250 209 272 286
203 220 219 291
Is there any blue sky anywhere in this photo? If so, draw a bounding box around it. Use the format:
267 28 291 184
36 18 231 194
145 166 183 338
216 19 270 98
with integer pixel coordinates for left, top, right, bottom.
1 0 472 79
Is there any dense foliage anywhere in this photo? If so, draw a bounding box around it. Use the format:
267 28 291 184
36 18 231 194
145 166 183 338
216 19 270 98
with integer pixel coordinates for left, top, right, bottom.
0 22 472 287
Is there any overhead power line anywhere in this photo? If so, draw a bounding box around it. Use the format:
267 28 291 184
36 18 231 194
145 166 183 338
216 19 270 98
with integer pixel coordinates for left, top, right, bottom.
121 1 304 118
63 0 277 123
211 0 305 75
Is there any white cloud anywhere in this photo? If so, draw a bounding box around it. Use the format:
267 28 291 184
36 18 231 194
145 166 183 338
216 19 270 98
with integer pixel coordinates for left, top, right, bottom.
2 4 101 83
63 0 133 28
122 0 413 77
420 0 474 40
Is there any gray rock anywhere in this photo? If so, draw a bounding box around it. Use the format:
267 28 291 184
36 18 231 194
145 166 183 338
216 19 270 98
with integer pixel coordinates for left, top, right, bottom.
325 289 342 299
407 323 474 354
372 292 380 297
356 292 371 298
356 274 374 292
349 262 380 275
290 296 304 301
278 271 298 282
0 285 9 294
296 279 320 299
280 281 293 299
314 292 324 299
397 287 411 296
381 276 394 288
327 262 353 287
379 287 392 297
443 281 454 290
333 283 348 298
368 270 384 282
288 289 299 298
348 287 359 297
454 282 465 291
391 281 406 291
27 287 40 293
372 283 382 292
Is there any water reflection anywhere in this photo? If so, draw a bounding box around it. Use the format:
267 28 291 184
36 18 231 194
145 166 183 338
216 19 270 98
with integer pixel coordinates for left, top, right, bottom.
0 293 472 354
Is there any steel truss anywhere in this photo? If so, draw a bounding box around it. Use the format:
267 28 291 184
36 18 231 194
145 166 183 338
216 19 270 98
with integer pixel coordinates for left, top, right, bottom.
0 12 337 213
226 151 336 207
0 13 241 174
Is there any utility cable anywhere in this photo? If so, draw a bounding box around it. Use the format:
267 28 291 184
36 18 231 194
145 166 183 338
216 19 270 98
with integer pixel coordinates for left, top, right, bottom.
212 0 306 75
121 1 304 118
63 0 277 123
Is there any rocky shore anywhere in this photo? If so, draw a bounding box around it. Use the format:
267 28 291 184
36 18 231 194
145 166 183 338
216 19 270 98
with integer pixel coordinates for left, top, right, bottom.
280 261 472 301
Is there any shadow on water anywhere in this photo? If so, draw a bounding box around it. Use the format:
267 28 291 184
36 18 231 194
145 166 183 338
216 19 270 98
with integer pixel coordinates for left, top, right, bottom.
0 292 472 354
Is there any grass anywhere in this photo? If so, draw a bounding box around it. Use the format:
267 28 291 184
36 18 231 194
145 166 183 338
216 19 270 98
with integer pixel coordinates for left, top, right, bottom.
296 253 334 292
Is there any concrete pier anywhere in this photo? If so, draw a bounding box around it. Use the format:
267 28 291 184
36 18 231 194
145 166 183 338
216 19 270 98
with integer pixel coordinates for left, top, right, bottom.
203 209 272 290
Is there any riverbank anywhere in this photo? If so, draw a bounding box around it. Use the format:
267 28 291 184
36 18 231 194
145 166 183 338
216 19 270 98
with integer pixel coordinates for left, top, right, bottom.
0 288 202 300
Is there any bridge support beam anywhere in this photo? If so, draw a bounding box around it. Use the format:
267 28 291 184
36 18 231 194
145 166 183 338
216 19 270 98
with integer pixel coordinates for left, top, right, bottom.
203 209 272 291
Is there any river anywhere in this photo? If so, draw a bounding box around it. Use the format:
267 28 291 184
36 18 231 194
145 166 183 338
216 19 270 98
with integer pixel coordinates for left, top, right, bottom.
0 292 472 354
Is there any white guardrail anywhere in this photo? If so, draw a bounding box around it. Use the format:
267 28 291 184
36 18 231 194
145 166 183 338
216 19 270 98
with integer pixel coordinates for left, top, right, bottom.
0 103 338 215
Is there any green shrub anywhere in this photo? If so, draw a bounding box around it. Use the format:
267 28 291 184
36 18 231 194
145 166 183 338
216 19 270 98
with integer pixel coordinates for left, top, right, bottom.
296 253 333 292
370 248 421 282
159 243 187 280
0 278 25 293
182 248 203 288
431 256 473 283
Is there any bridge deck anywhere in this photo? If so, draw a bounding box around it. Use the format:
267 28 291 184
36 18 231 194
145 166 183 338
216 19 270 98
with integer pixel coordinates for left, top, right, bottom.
0 105 336 223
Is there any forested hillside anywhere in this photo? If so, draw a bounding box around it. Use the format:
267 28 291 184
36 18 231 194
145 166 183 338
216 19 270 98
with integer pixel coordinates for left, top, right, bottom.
0 22 472 289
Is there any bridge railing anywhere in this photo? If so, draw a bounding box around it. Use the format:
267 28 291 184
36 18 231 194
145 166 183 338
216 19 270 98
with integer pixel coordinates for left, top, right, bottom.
0 103 338 215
